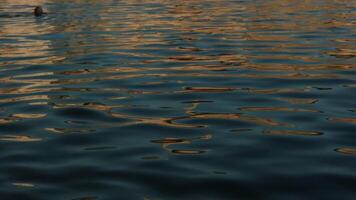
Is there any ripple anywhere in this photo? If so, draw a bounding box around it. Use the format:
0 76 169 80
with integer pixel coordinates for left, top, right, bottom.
0 135 42 142
72 197 98 200
182 100 214 104
11 113 46 119
171 149 206 155
239 107 320 113
328 117 356 124
0 118 14 125
0 0 355 199
0 95 49 103
335 148 356 156
263 130 322 136
151 134 212 154
12 182 35 188
276 98 319 105
230 128 253 133
180 113 291 127
328 48 356 58
183 87 238 93
45 127 96 134
83 146 116 151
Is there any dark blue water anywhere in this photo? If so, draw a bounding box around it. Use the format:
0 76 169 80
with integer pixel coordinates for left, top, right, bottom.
0 1 356 199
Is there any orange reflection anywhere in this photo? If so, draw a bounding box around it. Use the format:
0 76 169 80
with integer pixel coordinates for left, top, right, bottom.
151 134 211 155
0 135 42 142
0 0 64 65
276 98 318 105
239 107 320 113
335 148 356 156
328 117 356 124
12 182 35 188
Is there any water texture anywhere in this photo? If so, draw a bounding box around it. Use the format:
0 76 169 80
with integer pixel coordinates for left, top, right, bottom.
0 0 355 199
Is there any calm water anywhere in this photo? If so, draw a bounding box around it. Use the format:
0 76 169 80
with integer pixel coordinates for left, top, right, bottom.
0 0 355 199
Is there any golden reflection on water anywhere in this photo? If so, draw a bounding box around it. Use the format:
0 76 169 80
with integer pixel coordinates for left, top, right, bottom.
239 107 320 113
0 0 354 162
0 6 64 65
1 0 353 69
335 148 356 156
111 112 203 129
11 113 46 119
0 118 14 125
0 135 42 142
328 117 356 124
191 113 292 127
328 48 356 58
0 95 49 103
110 110 292 129
0 113 46 125
52 102 121 112
276 98 318 105
45 127 96 134
12 182 35 188
0 2 355 200
151 134 211 155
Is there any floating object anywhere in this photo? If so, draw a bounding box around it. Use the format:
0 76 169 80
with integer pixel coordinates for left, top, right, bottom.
34 6 45 16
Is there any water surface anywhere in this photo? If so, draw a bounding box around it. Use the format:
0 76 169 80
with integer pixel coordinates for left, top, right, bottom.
0 0 356 199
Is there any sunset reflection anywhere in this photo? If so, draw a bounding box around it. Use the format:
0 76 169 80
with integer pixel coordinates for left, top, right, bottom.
0 0 355 199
